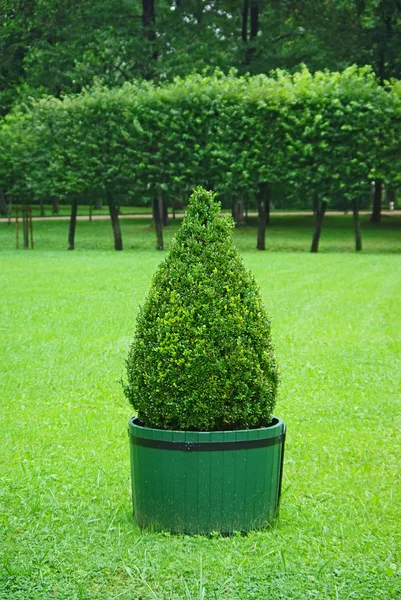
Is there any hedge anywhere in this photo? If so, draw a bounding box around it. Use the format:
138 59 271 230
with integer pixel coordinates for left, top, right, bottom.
1 67 400 249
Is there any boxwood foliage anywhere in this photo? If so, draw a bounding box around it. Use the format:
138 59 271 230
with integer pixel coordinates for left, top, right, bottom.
124 187 279 431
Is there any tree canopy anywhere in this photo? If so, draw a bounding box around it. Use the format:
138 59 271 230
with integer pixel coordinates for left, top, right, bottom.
1 67 400 251
2 1 401 114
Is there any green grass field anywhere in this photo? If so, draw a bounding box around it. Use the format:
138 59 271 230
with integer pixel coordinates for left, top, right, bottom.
9 205 156 219
1 215 401 599
1 212 401 253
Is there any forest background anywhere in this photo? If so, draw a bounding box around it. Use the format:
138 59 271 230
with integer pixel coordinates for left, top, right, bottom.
1 0 401 250
2 0 401 111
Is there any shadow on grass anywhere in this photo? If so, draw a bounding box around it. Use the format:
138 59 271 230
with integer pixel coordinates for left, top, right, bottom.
236 215 401 254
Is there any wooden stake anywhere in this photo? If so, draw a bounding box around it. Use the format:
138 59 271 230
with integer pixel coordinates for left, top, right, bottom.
28 205 34 249
16 205 19 249
22 203 29 249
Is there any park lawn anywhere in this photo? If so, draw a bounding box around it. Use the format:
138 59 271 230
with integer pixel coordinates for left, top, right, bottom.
0 216 400 599
0 212 401 254
17 205 156 219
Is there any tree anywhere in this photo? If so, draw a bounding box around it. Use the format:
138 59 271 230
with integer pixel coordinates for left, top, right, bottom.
3 69 398 253
124 187 279 430
0 0 158 114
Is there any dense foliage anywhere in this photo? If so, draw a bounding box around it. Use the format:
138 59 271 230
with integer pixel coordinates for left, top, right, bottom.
1 67 400 249
2 1 401 116
124 187 279 431
1 67 400 208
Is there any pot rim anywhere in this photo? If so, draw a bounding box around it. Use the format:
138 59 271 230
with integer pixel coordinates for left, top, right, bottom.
128 415 285 438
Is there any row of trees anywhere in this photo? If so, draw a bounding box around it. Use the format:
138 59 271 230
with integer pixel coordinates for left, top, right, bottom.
2 1 401 116
1 67 400 251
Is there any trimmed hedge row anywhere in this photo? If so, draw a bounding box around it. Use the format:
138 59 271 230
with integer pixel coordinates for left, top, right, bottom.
1 67 400 242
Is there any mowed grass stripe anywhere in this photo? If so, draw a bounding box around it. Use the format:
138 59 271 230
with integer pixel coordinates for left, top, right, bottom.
1 219 400 599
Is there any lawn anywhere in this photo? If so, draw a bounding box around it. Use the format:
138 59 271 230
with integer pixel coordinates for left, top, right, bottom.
1 211 401 253
1 215 400 599
8 204 157 219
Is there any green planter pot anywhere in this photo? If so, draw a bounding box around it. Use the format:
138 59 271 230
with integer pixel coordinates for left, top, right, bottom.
128 416 286 534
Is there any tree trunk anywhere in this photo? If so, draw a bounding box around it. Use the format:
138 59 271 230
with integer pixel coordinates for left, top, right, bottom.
371 179 382 223
95 197 103 209
242 0 249 42
257 183 270 250
250 0 259 39
0 188 7 216
51 196 59 215
28 205 34 249
142 0 157 76
352 199 362 251
106 189 123 251
68 198 78 250
242 0 259 64
162 198 169 226
266 189 271 225
16 205 19 248
232 197 246 226
378 47 386 86
152 196 164 250
7 198 12 224
39 198 45 217
142 0 156 33
22 202 29 249
311 199 328 253
312 196 318 217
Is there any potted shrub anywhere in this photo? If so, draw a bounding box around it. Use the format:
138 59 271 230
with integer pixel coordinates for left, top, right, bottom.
124 187 285 534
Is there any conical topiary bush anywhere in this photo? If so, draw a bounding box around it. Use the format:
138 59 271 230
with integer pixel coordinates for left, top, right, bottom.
124 187 279 431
